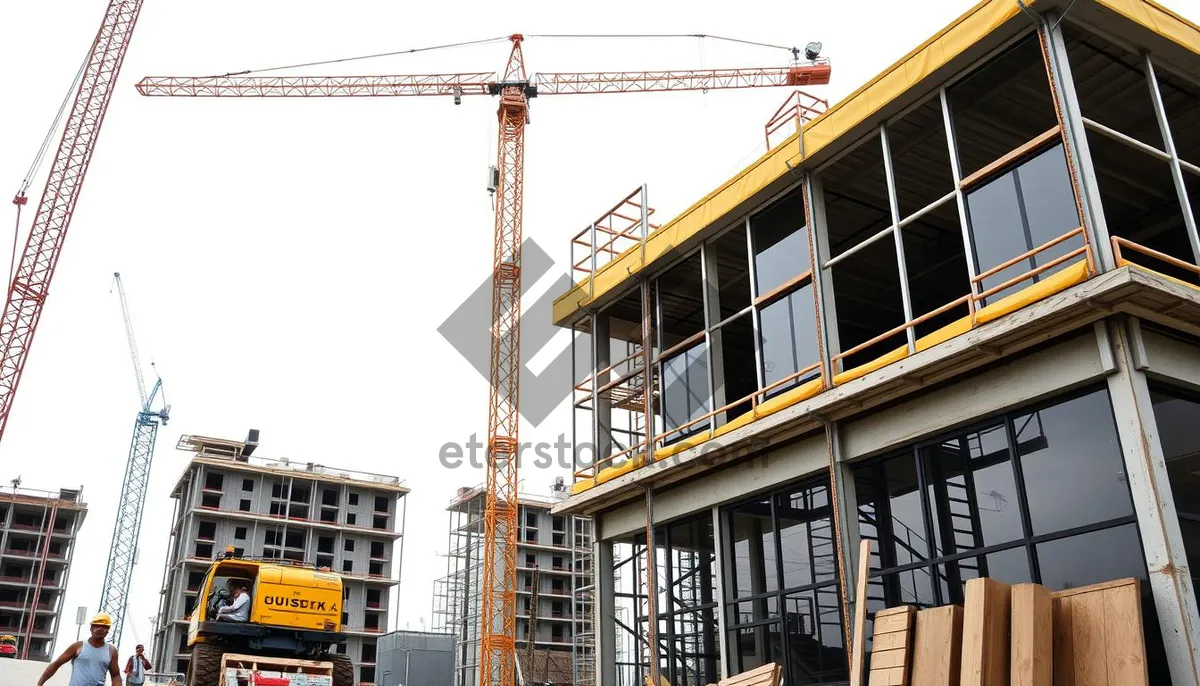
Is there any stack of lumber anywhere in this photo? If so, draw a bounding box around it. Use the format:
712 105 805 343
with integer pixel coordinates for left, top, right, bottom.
849 576 1148 685
701 661 782 686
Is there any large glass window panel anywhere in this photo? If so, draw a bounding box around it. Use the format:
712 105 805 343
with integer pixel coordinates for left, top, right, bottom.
752 190 810 295
712 227 752 320
880 567 936 609
661 342 710 442
782 588 848 684
728 501 779 597
759 285 820 397
948 34 1058 177
936 545 1032 604
1035 524 1147 591
922 423 1022 557
855 455 930 569
1063 25 1164 149
776 483 836 589
1149 387 1200 589
965 144 1081 303
1015 390 1133 535
728 623 783 675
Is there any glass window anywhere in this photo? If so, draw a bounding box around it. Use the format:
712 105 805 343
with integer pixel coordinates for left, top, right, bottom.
728 500 778 596
1150 386 1200 589
656 252 706 348
1035 524 1147 591
716 313 756 423
661 342 710 441
752 191 810 295
936 546 1032 604
922 424 1022 557
759 286 820 396
724 476 848 684
965 144 1081 303
1015 390 1133 535
855 455 929 569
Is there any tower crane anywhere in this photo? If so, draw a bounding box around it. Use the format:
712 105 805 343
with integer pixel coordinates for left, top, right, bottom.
135 35 830 686
98 272 170 646
2 0 145 446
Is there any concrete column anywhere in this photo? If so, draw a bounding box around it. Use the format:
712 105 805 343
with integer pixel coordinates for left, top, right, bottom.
1043 13 1117 271
595 538 617 686
703 242 728 425
1104 317 1200 684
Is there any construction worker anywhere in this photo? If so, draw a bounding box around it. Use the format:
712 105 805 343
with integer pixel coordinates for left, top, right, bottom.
36 613 123 686
215 579 251 622
124 644 152 686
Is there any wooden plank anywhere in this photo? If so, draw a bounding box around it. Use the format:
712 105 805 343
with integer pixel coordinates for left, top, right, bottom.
872 631 910 652
1052 593 1076 686
1102 581 1149 684
868 666 908 686
1071 588 1108 685
1011 583 1053 686
911 605 963 686
849 539 872 686
723 662 779 686
960 577 1011 686
868 605 915 686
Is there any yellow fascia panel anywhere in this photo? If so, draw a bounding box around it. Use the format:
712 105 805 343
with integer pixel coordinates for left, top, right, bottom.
553 0 1028 327
975 260 1090 324
755 378 824 418
1096 0 1200 56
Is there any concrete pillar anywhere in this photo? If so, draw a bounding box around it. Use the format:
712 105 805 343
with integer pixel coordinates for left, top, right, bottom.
703 243 728 425
595 539 617 686
1104 317 1200 684
712 506 730 680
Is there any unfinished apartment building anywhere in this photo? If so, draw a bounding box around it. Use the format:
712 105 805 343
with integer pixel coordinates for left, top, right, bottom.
0 483 85 661
433 479 594 686
553 0 1200 683
151 433 408 684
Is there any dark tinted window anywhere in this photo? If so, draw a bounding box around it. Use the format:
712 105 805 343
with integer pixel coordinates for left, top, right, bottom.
965 144 1080 302
1035 524 1146 590
752 191 810 294
776 483 835 589
728 499 778 596
713 227 752 319
1016 390 1132 534
1150 387 1200 589
661 342 710 440
922 423 1022 556
759 286 820 396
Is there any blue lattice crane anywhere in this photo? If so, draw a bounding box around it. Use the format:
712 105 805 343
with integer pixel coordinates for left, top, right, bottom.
98 272 170 645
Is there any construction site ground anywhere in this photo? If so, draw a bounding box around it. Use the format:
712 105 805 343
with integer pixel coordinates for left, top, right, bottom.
0 658 71 686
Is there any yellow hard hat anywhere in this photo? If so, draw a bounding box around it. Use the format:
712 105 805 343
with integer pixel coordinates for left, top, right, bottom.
90 613 113 627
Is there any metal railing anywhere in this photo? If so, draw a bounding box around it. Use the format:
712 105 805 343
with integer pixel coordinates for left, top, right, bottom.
764 89 828 151
571 186 657 297
1112 236 1200 282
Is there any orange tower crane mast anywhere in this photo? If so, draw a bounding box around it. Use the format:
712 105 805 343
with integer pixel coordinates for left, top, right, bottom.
2 0 145 445
135 36 830 686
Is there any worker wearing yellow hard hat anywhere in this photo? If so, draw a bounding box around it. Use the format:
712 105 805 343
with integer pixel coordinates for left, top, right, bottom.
37 613 124 686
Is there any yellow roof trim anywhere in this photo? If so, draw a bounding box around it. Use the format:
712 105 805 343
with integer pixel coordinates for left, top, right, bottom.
1095 0 1200 55
553 0 1030 326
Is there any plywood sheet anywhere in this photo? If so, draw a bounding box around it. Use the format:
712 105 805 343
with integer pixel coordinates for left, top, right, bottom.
1051 578 1148 686
960 577 1011 686
869 605 915 686
911 604 963 686
1011 583 1053 686
849 539 872 686
722 662 780 686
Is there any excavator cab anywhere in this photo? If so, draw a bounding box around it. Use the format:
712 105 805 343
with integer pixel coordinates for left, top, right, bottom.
0 634 17 658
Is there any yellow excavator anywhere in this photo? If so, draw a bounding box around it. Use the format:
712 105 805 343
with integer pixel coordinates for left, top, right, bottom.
184 547 353 686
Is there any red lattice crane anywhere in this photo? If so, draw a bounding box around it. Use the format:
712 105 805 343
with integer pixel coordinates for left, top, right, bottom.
136 36 830 686
2 0 145 445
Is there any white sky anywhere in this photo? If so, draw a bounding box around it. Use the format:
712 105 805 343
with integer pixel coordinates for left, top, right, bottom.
3 0 1198 660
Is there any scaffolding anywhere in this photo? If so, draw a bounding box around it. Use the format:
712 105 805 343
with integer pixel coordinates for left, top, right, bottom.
571 516 595 686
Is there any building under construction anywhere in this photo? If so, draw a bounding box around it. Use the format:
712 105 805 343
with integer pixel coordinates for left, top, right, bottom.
0 483 86 661
433 480 594 686
553 0 1200 683
151 433 408 683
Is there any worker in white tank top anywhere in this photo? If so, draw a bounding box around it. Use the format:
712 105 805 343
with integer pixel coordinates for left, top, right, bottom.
37 613 123 686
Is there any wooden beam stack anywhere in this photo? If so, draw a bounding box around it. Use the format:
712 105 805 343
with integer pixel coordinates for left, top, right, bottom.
845 576 1148 686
